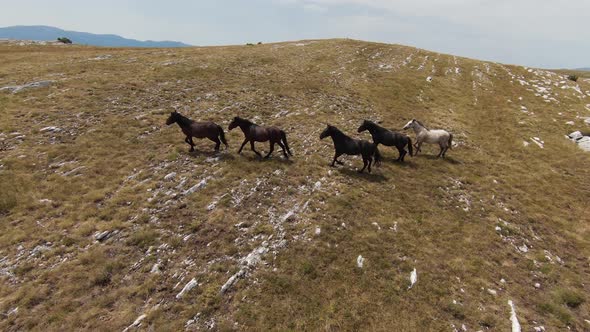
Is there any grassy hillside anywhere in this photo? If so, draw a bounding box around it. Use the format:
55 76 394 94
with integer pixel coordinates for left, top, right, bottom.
1 39 589 331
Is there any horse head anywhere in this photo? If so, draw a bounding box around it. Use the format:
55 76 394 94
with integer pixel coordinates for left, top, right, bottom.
228 117 240 130
166 111 179 125
402 119 416 130
320 125 333 140
357 120 371 133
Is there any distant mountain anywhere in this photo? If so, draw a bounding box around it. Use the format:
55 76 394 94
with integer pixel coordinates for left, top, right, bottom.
0 25 191 47
574 67 590 71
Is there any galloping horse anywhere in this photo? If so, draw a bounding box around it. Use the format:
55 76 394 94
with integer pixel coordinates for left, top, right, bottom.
228 117 292 159
166 111 228 152
358 120 413 162
320 125 382 173
403 119 453 158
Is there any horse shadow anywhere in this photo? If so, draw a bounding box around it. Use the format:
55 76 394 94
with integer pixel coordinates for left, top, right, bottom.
381 156 419 169
415 154 461 164
337 167 388 182
186 149 235 161
239 153 295 164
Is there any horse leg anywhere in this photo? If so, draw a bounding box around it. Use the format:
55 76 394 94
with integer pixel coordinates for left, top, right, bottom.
186 136 195 152
359 157 368 173
396 145 405 162
250 141 262 158
415 142 422 155
437 144 444 158
208 136 221 151
367 157 373 173
264 142 275 159
331 152 343 167
238 138 248 154
277 141 288 158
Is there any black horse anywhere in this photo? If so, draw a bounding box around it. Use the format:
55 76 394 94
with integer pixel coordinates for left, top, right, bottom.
320 125 381 173
166 111 228 152
228 116 292 159
358 120 413 162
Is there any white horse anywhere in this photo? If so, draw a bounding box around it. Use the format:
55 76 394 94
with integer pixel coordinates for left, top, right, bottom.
403 119 453 158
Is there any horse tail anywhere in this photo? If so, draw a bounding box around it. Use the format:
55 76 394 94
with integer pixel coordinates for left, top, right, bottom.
281 131 293 156
448 133 453 149
218 125 228 148
407 136 414 157
373 145 382 167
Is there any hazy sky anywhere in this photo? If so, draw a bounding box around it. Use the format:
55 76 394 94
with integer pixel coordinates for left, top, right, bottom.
1 0 588 68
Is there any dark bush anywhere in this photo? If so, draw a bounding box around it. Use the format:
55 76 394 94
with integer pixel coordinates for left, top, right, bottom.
567 74 578 82
57 37 72 44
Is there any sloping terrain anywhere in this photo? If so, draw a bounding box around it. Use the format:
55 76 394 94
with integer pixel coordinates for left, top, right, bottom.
0 39 589 331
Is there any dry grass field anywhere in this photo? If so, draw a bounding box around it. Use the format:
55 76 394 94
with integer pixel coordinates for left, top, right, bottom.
1 39 589 331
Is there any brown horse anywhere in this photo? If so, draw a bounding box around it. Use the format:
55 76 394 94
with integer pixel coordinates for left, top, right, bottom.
166 111 228 152
228 116 292 159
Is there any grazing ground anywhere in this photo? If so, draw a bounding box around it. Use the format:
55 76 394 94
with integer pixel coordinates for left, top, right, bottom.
1 39 589 331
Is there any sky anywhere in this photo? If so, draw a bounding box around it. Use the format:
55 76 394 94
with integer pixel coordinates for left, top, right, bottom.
1 0 588 68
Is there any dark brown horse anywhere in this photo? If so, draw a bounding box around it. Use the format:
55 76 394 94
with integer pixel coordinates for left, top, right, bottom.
320 125 381 173
358 120 413 162
166 111 228 152
228 116 292 159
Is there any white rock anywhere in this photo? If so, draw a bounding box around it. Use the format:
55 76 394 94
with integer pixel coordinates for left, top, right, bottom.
1 80 53 93
315 227 321 235
241 245 269 268
508 300 521 332
409 268 417 289
150 263 161 274
534 282 541 289
183 177 210 195
576 136 590 152
426 76 433 82
164 172 176 180
176 278 198 299
533 326 545 332
123 314 147 332
568 131 584 140
487 288 497 295
313 181 322 191
565 121 575 125
220 269 245 294
40 126 61 133
371 222 381 230
356 255 364 268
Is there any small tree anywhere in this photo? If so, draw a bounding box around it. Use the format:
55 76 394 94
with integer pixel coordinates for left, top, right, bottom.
57 37 72 44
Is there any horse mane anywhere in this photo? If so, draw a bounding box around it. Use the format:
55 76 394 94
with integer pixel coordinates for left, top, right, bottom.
236 117 256 127
415 120 429 130
330 125 349 138
176 112 194 126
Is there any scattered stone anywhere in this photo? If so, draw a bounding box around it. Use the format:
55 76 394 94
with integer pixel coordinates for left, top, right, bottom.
409 268 417 289
176 278 198 299
122 314 147 332
487 288 497 296
426 76 433 82
164 172 176 181
40 126 61 133
356 255 364 268
90 54 112 61
534 282 541 289
371 222 381 230
183 177 210 195
150 263 161 274
220 269 246 294
533 326 545 332
1 80 54 93
94 230 115 242
314 227 321 235
508 300 521 332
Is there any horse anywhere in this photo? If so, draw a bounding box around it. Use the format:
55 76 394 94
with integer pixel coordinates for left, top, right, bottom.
357 120 413 162
228 116 292 159
165 111 228 152
402 119 453 158
320 124 382 173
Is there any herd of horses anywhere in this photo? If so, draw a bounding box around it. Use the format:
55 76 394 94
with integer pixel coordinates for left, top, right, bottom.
166 111 453 173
